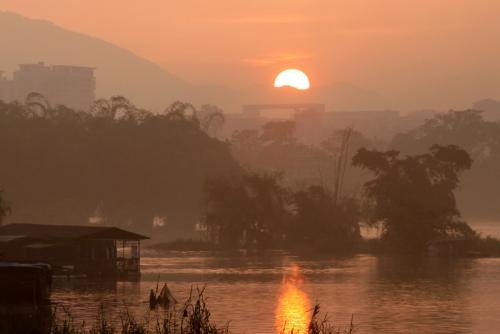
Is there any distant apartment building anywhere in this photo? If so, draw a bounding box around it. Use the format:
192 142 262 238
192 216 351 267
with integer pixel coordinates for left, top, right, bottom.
0 62 95 110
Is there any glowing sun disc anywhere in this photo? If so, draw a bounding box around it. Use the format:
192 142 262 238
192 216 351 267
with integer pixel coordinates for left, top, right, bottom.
274 69 310 90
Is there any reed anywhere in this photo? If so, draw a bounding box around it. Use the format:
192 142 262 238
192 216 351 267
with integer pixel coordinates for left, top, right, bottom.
304 305 354 334
47 285 353 334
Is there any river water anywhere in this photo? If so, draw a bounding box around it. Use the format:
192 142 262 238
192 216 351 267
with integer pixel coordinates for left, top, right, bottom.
48 221 500 333
50 250 500 334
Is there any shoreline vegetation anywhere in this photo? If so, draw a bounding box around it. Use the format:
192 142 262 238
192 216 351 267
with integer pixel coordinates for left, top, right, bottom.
1 97 500 257
1 285 354 334
195 136 496 257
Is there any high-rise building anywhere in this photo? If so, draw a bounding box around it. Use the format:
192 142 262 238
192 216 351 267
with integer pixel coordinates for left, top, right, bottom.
0 62 95 110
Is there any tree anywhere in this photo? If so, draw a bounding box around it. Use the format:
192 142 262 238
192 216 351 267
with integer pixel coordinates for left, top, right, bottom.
25 91 51 117
353 144 474 252
203 170 290 249
163 101 199 126
393 110 500 159
0 98 238 237
0 189 11 225
392 109 500 220
199 104 225 137
320 129 386 201
320 128 353 204
89 96 150 122
203 171 361 252
290 185 360 252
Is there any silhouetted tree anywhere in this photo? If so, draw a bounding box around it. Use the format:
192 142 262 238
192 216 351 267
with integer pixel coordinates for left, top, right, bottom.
393 110 499 158
199 104 225 137
392 109 500 220
353 144 474 252
321 129 386 200
203 170 289 249
230 122 385 197
163 101 199 126
0 98 237 237
89 95 150 122
204 171 362 252
290 185 360 252
25 91 51 117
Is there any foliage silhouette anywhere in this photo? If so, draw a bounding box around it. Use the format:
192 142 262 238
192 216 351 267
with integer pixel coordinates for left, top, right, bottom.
203 169 290 249
203 170 361 252
392 109 500 219
0 97 237 237
199 105 225 138
353 144 475 252
290 186 360 252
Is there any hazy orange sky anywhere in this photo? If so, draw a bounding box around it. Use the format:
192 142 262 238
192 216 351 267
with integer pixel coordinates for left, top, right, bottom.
2 0 500 109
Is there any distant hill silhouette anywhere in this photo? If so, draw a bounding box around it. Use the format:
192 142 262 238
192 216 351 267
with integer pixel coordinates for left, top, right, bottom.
0 11 389 113
0 11 246 112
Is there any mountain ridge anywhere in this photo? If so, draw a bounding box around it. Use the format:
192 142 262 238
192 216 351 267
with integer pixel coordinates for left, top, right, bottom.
0 11 249 111
0 11 389 113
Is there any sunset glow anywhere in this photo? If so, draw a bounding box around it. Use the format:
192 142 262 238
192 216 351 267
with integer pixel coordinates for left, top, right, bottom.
273 69 310 90
1 1 499 332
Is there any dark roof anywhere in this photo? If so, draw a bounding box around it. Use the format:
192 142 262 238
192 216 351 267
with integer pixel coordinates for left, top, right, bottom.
0 224 149 241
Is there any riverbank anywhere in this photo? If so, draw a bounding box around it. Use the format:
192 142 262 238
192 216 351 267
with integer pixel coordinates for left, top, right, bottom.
147 234 500 258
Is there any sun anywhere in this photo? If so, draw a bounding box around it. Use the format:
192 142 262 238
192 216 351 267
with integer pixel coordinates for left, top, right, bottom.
274 69 310 90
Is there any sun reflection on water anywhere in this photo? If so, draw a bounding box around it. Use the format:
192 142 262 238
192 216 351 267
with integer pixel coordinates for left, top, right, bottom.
276 264 311 334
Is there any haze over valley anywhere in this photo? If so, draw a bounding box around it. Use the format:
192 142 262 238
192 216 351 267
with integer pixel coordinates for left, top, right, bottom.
3 2 500 333
3 5 500 113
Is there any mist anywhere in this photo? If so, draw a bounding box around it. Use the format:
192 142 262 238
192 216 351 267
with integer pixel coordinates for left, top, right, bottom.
2 2 500 333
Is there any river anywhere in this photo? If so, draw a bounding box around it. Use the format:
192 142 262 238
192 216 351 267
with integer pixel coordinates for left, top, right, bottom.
50 251 500 333
48 221 500 333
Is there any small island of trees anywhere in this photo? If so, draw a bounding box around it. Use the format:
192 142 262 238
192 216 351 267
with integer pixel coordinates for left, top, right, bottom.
202 143 485 255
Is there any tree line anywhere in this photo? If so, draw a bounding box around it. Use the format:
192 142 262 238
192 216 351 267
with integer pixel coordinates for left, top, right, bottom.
0 95 236 237
204 116 476 253
0 94 490 253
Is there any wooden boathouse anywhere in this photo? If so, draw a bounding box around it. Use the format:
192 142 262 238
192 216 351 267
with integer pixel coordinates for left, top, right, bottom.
0 223 149 276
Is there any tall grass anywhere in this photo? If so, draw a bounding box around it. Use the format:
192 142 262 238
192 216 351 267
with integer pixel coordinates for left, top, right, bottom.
45 285 353 334
303 305 354 334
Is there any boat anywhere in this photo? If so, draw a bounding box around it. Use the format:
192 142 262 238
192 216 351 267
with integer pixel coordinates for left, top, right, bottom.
0 262 52 304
